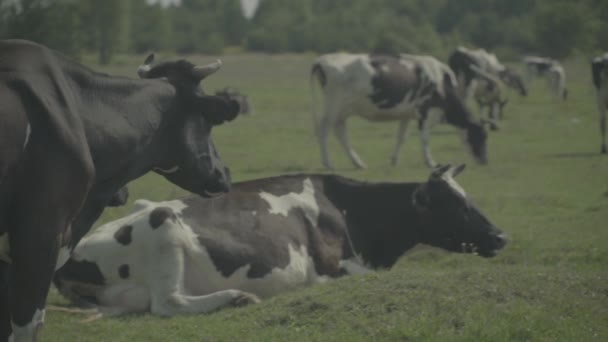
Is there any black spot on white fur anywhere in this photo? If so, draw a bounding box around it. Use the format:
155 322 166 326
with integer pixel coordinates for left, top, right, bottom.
114 225 133 245
149 207 175 229
118 264 130 279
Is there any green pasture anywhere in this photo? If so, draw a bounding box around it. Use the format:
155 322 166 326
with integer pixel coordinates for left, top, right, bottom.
42 53 607 341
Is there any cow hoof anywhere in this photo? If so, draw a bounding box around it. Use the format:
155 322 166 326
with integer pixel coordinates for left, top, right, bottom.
231 292 261 307
602 145 607 154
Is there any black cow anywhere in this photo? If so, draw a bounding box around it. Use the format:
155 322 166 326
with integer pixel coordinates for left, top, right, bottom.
54 164 507 317
0 39 239 340
592 53 608 154
449 47 527 102
310 53 488 169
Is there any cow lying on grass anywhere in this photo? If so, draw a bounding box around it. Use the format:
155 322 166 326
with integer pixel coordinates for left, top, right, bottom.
54 165 506 317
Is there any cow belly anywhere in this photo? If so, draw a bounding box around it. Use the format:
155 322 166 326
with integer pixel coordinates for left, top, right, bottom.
183 243 320 299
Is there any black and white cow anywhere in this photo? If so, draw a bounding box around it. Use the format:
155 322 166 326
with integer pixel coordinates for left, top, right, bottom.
592 53 608 154
449 46 527 102
473 75 509 131
523 56 568 100
310 53 488 169
54 165 507 317
215 87 252 115
0 40 239 341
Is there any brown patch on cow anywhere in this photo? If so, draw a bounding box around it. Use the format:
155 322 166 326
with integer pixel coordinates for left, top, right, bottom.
118 264 130 279
114 225 133 245
149 207 175 229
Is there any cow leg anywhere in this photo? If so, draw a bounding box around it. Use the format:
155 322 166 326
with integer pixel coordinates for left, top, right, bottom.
0 263 9 340
317 115 335 170
599 100 607 154
334 120 366 169
390 118 412 166
148 243 259 316
418 111 438 168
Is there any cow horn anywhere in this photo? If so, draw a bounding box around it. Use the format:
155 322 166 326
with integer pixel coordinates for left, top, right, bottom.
450 164 466 178
137 53 155 78
431 164 451 178
192 60 222 81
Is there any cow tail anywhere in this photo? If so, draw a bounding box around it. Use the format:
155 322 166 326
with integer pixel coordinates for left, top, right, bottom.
310 63 325 137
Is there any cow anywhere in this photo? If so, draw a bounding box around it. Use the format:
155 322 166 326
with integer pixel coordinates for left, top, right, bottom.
0 39 239 341
592 53 608 154
215 87 252 115
53 164 507 317
310 53 488 170
448 46 527 103
473 75 509 131
522 56 568 100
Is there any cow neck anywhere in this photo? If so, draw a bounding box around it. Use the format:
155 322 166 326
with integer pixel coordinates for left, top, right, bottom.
322 175 422 269
65 66 176 182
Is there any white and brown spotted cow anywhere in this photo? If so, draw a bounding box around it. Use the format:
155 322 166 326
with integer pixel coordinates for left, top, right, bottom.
54 165 507 318
310 53 488 169
592 53 608 154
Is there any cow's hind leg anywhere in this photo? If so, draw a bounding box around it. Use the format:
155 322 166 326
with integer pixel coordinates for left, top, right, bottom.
317 115 335 169
390 118 412 166
334 120 366 169
148 235 259 316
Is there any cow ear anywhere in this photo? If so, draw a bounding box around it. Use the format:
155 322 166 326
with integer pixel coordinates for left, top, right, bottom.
199 95 240 125
451 164 466 178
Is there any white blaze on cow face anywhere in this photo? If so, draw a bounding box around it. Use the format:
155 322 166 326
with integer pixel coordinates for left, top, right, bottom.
259 178 320 226
10 308 45 342
0 232 10 263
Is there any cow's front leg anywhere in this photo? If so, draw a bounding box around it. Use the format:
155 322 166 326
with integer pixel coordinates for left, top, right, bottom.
148 242 259 316
0 263 10 341
390 118 411 166
334 120 366 169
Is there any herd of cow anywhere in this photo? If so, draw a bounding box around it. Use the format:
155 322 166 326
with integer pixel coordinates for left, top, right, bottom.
0 39 606 341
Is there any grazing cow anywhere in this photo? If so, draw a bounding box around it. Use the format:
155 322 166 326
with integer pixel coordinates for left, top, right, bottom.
0 40 239 341
215 87 252 115
592 53 608 154
449 47 527 102
54 164 507 317
474 76 509 131
522 56 568 100
310 53 488 169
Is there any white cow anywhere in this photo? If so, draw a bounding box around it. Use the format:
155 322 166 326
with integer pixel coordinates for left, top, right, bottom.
523 56 568 100
592 53 608 154
310 53 488 169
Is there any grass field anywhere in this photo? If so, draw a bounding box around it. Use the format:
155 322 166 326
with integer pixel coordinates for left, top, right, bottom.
41 53 608 341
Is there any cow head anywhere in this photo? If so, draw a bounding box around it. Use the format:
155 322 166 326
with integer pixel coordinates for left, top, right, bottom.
442 86 488 164
499 68 527 97
215 87 252 115
138 54 239 197
413 164 506 257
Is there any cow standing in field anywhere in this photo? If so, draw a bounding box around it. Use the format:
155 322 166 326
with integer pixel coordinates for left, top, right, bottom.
54 164 507 317
449 47 527 102
0 40 239 341
310 53 488 169
592 53 608 154
523 56 568 100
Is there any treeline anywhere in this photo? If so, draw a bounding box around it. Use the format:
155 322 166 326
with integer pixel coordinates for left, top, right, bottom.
1 0 606 64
